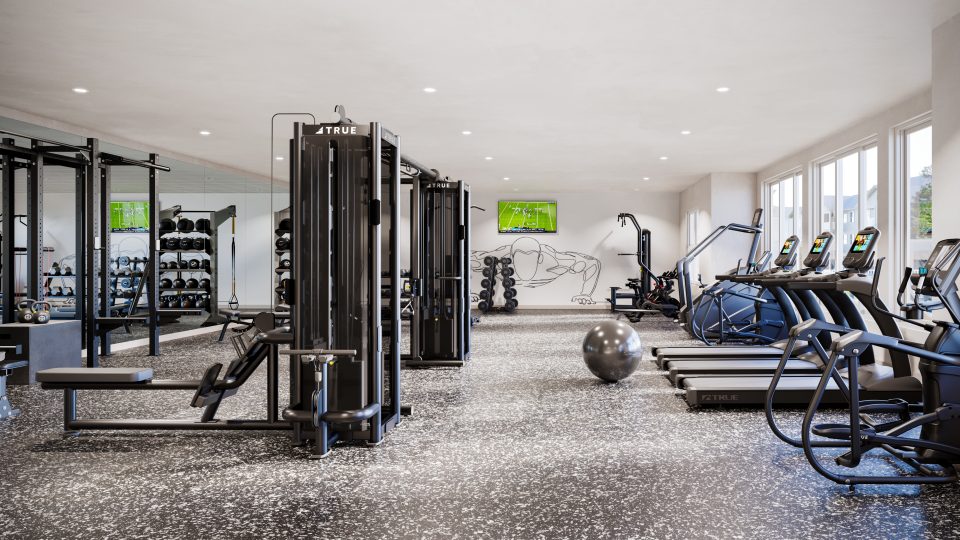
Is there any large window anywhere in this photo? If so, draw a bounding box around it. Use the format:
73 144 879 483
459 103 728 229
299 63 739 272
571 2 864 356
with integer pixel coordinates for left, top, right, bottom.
817 142 878 268
765 172 803 249
902 123 933 270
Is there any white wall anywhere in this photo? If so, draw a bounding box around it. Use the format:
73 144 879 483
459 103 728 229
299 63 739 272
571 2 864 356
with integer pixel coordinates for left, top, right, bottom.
933 13 960 236
468 190 681 309
679 173 759 284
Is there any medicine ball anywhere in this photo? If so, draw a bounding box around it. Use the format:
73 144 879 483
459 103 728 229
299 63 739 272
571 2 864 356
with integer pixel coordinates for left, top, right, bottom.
189 259 201 269
202 259 211 271
160 278 173 289
159 218 176 233
159 261 168 270
173 278 186 289
199 278 210 289
195 218 211 233
276 237 290 250
176 238 191 250
278 218 291 232
279 258 291 269
186 278 199 289
193 238 205 250
178 260 189 269
176 218 194 233
581 319 643 382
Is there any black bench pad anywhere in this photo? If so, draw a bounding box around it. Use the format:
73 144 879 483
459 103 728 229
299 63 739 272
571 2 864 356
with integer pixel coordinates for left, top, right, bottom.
37 368 153 384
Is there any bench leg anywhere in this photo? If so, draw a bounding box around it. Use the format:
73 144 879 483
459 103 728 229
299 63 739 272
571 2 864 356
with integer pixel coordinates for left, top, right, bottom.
217 321 230 342
63 388 80 436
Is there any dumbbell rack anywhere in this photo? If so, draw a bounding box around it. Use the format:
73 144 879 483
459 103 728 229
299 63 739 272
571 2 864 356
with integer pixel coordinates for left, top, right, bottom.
477 256 519 313
43 263 76 319
106 257 147 313
158 214 217 321
273 207 291 310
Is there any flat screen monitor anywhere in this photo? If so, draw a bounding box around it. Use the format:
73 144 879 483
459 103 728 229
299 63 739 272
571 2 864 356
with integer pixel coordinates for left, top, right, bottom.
811 236 827 254
498 201 557 233
851 233 874 253
110 201 150 233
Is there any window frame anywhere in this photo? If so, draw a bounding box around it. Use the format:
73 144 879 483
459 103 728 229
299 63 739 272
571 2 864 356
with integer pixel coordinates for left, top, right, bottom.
895 113 933 275
812 137 878 268
762 169 803 252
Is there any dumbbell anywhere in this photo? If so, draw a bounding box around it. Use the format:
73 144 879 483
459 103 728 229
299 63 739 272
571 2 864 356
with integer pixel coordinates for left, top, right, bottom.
63 287 74 296
483 256 497 266
480 278 494 289
479 290 491 300
49 263 61 276
502 277 516 288
500 257 513 265
276 237 290 250
120 278 132 288
192 238 206 250
62 266 73 276
186 278 199 289
501 267 515 277
504 288 518 300
199 278 210 289
49 286 62 296
481 267 494 278
118 255 130 267
176 218 195 232
477 300 489 311
505 299 518 311
189 259 201 269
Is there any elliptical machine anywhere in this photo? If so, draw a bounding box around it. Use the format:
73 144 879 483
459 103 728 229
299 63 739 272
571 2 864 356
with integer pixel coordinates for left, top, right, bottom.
782 239 960 488
608 212 680 322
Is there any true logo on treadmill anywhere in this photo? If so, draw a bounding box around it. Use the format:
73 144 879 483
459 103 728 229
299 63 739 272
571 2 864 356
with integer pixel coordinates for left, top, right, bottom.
315 125 358 135
701 394 740 402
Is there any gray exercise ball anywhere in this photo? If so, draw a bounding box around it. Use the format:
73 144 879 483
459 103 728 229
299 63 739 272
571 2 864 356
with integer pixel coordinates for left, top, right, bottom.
582 319 644 382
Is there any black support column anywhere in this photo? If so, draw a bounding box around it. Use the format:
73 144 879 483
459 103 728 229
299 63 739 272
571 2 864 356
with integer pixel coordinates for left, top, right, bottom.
1 140 15 323
27 145 43 301
147 154 159 355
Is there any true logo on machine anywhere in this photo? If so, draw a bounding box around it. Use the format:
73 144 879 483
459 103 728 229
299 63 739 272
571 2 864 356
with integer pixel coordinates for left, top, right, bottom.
315 125 358 135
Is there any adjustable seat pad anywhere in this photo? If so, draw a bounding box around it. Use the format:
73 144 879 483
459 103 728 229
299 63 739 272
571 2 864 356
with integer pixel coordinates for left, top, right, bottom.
36 368 153 383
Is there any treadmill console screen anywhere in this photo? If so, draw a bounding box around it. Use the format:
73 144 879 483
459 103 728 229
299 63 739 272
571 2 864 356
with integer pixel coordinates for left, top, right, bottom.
841 227 880 270
810 237 827 254
780 239 795 254
851 233 874 253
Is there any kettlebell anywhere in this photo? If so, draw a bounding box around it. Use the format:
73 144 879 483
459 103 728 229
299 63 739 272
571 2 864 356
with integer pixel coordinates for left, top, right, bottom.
159 296 170 309
32 301 51 324
16 299 36 323
182 296 195 309
198 295 210 309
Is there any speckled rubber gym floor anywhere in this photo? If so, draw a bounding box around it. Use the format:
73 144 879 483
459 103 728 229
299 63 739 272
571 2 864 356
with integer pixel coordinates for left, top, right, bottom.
2 311 959 539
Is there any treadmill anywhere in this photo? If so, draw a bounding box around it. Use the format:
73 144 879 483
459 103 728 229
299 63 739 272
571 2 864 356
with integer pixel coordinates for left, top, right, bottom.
681 227 922 407
665 234 844 383
655 232 834 370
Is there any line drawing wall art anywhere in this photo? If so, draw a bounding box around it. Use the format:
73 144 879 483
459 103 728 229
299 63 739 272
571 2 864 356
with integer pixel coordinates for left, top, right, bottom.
471 236 602 304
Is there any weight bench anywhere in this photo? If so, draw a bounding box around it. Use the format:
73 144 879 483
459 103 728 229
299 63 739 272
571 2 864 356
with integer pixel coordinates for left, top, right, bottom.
37 337 288 432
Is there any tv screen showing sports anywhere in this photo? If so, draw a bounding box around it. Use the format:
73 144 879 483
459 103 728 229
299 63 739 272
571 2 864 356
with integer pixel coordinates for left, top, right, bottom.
811 237 827 254
110 201 150 233
780 239 795 254
498 201 557 233
851 233 874 253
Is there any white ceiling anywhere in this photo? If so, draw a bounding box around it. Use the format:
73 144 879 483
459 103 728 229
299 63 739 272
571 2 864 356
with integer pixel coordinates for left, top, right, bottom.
0 0 954 193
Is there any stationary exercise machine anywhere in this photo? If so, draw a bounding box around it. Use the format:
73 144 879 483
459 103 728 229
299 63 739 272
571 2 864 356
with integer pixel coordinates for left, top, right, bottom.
770 238 960 487
608 213 680 321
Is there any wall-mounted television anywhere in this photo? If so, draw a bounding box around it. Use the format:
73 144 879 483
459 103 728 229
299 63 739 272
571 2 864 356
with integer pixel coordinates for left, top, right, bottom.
110 201 150 232
498 200 557 234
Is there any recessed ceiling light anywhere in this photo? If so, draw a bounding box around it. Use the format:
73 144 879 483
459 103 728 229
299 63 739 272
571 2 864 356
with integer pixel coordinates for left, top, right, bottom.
680 130 692 135
642 177 650 181
513 188 518 192
716 87 730 93
659 156 668 160
72 87 89 94
199 130 211 136
462 130 472 135
275 156 284 161
423 87 437 93
484 156 494 161
503 177 510 181
633 187 640 191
